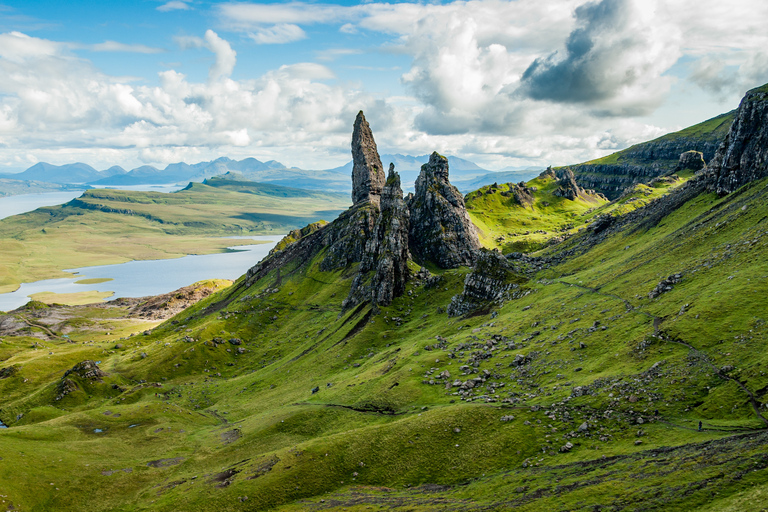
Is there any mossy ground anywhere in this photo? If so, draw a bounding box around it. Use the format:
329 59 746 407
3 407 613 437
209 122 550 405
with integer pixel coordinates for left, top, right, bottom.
1 176 768 511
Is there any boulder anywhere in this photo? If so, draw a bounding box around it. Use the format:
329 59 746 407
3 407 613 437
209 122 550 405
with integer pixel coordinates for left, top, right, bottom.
676 150 706 172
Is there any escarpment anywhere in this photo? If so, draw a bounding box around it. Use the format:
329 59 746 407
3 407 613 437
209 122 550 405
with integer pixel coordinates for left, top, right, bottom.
247 113 481 309
570 111 735 199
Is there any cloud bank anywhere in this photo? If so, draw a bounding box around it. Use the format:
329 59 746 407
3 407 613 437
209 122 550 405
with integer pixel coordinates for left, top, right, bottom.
1 0 767 171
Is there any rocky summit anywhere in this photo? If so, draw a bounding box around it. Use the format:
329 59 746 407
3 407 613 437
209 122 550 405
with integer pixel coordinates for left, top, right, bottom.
251 116 480 309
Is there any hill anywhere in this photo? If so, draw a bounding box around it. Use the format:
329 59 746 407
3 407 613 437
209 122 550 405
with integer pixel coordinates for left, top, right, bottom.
569 110 736 199
0 86 767 511
0 178 88 198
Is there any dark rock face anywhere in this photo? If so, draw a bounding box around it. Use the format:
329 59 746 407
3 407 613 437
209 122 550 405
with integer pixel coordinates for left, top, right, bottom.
246 114 485 311
351 111 386 206
64 360 106 381
319 203 379 271
408 152 480 268
447 249 521 317
676 150 705 172
707 86 768 195
344 165 411 308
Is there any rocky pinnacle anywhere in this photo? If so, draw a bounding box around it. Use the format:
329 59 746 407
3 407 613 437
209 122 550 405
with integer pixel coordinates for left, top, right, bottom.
351 111 386 206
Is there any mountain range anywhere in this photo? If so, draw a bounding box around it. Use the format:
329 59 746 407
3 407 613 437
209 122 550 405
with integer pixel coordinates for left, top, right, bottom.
0 154 542 196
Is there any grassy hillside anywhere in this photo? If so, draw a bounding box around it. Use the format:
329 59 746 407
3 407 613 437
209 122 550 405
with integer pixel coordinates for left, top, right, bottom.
465 171 691 253
1 168 767 510
0 181 349 294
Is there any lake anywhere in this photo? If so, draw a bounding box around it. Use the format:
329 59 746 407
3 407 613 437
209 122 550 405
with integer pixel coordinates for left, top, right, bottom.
0 235 281 312
0 184 185 221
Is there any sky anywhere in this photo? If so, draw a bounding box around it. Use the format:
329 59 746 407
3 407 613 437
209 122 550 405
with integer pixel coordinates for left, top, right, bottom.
0 0 766 173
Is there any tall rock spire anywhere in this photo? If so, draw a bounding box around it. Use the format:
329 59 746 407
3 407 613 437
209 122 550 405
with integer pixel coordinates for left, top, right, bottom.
351 111 386 206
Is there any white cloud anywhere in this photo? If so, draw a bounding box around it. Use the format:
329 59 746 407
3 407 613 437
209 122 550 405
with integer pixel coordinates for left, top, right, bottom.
176 30 236 81
157 1 191 12
248 24 307 45
315 48 363 62
3 0 768 172
88 41 164 54
0 32 62 63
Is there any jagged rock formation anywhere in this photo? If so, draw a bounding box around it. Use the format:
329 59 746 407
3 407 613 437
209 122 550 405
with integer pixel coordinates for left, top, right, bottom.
552 168 583 200
570 111 735 199
318 203 378 271
706 85 768 195
247 116 482 310
408 152 480 268
447 249 523 317
344 165 411 309
676 150 705 172
351 111 386 206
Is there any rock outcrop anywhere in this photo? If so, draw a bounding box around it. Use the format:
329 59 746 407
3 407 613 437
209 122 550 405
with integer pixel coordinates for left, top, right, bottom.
63 360 106 381
706 85 768 195
408 152 480 268
351 111 386 206
344 165 411 309
552 167 583 200
447 249 522 317
676 150 705 172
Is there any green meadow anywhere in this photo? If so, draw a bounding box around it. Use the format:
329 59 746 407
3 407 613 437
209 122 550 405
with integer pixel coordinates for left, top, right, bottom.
1 169 767 510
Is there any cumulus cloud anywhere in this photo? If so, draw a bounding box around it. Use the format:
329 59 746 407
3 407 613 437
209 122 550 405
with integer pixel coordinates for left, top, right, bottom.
176 30 236 81
518 0 679 115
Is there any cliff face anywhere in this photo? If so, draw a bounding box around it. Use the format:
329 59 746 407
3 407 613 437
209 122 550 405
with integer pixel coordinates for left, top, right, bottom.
408 152 480 268
570 111 735 199
706 86 768 195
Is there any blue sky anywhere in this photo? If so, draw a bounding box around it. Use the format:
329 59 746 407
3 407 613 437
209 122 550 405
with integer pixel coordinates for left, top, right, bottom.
0 0 766 173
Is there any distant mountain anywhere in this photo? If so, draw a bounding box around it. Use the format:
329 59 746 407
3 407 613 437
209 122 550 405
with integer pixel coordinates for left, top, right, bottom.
90 157 292 186
0 162 102 184
0 153 496 193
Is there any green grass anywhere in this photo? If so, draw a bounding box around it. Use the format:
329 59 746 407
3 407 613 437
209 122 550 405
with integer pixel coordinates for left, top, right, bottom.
1 173 768 510
466 175 606 252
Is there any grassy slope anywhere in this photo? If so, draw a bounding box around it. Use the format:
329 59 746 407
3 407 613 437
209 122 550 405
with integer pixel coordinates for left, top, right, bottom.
1 177 768 510
465 172 690 253
0 181 349 294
